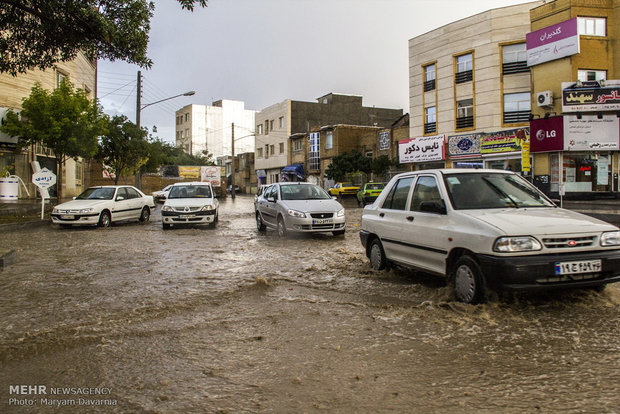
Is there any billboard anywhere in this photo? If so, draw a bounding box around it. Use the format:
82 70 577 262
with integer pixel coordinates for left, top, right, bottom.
481 128 529 154
526 18 579 67
530 117 564 153
563 114 619 151
562 80 620 112
178 166 201 179
399 134 445 164
448 134 481 158
201 166 221 186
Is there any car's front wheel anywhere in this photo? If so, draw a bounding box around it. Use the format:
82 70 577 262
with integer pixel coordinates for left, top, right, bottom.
162 223 171 230
139 206 150 223
98 211 111 228
277 216 287 237
369 238 387 270
256 212 266 231
452 255 487 304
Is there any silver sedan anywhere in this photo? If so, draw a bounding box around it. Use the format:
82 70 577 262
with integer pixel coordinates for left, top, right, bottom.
255 182 346 237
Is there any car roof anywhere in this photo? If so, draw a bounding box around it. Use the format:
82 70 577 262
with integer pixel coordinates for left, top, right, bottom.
171 181 212 186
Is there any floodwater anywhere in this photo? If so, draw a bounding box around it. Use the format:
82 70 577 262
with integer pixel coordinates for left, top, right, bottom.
1 195 619 413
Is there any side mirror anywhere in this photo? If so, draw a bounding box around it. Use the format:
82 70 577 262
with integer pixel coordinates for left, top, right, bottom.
267 197 275 203
116 196 125 201
72 197 76 200
419 200 447 215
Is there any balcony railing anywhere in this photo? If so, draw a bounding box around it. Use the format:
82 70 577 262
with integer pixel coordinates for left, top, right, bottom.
456 115 474 129
424 122 437 134
423 79 435 92
503 110 531 124
455 70 473 84
502 61 529 75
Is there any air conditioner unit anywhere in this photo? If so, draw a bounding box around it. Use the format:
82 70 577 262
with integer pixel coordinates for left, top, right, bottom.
536 91 553 107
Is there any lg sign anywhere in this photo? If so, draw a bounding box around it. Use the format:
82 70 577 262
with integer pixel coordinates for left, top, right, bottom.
531 116 563 153
535 129 557 141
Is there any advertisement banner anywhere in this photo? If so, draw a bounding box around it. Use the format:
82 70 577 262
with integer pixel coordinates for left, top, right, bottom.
563 114 619 151
179 166 201 179
526 18 579 67
448 134 481 158
399 135 445 164
562 80 620 112
200 166 221 186
530 117 564 153
481 128 529 154
379 130 390 151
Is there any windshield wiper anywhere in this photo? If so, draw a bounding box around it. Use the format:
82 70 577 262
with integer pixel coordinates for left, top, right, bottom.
481 177 519 208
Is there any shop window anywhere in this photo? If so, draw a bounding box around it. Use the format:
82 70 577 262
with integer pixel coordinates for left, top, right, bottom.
562 153 610 192
502 43 528 75
578 17 606 37
503 92 530 124
455 53 473 83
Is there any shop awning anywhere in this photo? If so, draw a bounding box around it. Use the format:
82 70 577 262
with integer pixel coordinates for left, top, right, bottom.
281 164 305 180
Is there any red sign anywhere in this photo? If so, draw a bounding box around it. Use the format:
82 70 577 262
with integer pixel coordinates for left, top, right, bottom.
530 116 563 153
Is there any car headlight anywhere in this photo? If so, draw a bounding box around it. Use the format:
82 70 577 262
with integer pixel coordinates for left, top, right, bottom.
78 208 94 214
601 231 620 246
287 209 306 218
336 208 345 217
52 208 59 214
162 205 173 212
493 236 542 252
201 205 214 211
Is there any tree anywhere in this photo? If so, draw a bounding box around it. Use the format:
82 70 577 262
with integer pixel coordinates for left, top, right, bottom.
371 155 394 177
0 0 208 75
325 150 372 182
0 80 108 199
98 115 150 185
140 140 215 174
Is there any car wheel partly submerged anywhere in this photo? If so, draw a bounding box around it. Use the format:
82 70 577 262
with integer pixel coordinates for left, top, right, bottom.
256 212 266 232
139 207 150 223
277 217 287 237
369 238 387 270
98 211 111 228
162 223 172 230
453 255 487 304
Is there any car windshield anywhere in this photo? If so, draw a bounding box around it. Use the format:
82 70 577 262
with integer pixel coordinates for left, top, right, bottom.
366 183 384 190
341 182 354 187
280 184 331 201
444 172 555 209
76 187 115 200
168 185 212 199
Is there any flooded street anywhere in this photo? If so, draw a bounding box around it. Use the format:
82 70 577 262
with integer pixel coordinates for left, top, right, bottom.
1 195 620 413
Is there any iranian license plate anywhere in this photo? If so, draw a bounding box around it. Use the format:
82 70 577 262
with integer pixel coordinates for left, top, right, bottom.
313 218 333 225
60 215 74 219
178 215 196 219
555 259 601 275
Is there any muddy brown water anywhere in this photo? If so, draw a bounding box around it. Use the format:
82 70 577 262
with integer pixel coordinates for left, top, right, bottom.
1 195 619 413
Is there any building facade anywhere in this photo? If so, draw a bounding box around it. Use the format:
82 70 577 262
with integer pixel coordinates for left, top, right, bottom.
409 2 539 172
254 93 403 185
175 100 256 159
0 52 97 199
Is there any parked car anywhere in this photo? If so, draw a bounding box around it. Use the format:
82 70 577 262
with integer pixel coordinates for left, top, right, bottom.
161 182 219 229
360 169 620 304
328 182 360 197
255 182 346 237
152 184 173 203
227 184 241 194
255 184 270 210
357 182 385 206
51 186 155 228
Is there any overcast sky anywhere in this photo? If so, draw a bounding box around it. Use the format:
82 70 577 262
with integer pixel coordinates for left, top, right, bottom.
97 0 535 143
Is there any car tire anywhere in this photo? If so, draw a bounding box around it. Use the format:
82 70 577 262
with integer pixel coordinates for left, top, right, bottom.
332 230 345 236
215 212 219 223
452 255 487 304
98 211 111 228
162 223 171 230
139 207 150 223
277 216 287 237
256 212 266 232
369 238 388 270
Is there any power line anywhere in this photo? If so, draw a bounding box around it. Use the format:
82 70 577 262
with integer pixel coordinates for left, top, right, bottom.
99 79 136 99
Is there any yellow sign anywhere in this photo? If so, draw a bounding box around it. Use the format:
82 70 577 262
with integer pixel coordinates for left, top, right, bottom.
179 166 201 179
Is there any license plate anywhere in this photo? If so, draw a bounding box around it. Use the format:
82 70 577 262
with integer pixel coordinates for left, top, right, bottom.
178 215 196 219
555 259 601 275
313 218 333 225
60 215 74 219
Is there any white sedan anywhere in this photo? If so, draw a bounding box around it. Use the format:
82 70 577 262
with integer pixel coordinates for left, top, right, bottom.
51 186 155 227
152 184 173 203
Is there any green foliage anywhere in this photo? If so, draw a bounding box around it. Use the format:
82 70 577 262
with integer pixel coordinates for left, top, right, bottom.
98 115 149 184
371 155 394 176
0 0 208 75
325 150 372 182
140 140 215 173
0 80 107 161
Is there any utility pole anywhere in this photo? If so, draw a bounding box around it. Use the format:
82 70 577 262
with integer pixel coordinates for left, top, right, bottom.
231 122 235 200
135 70 142 188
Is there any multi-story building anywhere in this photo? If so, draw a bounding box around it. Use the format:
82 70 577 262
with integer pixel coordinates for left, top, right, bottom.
254 93 403 184
528 0 620 198
175 99 256 159
0 52 97 198
409 2 538 171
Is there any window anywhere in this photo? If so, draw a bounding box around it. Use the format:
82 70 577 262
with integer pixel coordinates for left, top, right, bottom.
309 132 320 171
185 128 190 138
75 161 82 185
578 70 607 82
270 144 274 155
381 177 414 210
578 17 606 37
455 53 473 83
365 151 373 158
326 130 333 149
185 113 190 122
126 187 141 199
424 106 436 134
270 120 274 130
265 144 269 158
265 121 269 134
279 142 284 154
502 43 528 74
279 117 284 128
456 99 474 129
424 64 436 92
410 176 441 212
55 70 67 88
257 124 263 135
503 92 531 124
294 139 303 151
257 148 263 158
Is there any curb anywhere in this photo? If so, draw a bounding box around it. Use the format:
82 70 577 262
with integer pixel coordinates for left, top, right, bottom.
0 249 16 268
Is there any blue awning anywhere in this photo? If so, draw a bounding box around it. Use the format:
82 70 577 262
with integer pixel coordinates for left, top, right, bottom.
281 164 305 180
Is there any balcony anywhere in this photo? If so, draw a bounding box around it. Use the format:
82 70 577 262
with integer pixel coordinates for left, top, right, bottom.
503 110 531 124
456 115 474 129
424 122 437 134
502 61 529 75
423 79 435 92
455 70 473 84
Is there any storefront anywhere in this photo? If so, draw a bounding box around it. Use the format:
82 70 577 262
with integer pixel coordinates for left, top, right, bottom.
480 128 530 174
448 133 483 169
398 134 446 170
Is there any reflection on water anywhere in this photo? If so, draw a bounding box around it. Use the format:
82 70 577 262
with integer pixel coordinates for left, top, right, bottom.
1 195 619 412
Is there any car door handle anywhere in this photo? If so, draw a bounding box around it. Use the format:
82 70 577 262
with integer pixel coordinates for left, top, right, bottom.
406 216 414 222
379 213 385 218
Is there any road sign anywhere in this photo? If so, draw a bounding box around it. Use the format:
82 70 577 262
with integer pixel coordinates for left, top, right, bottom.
32 168 56 189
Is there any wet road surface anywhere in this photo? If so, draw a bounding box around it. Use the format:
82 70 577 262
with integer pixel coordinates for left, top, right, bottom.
1 195 620 413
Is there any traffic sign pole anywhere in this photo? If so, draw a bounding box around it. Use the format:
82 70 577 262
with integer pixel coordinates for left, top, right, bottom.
32 168 57 220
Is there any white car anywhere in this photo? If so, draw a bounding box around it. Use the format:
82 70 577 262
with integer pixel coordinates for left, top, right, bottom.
360 169 620 304
152 184 173 203
161 182 219 229
51 186 155 228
